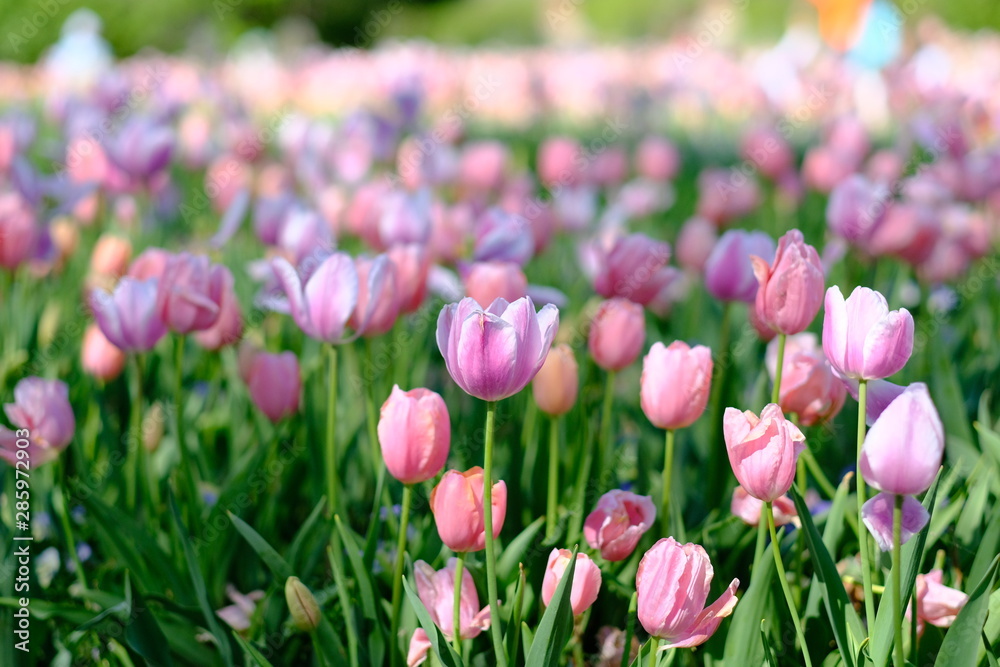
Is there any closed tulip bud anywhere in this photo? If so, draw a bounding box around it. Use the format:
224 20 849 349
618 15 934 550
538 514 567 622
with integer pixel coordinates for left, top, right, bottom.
907 570 968 637
0 378 75 467
82 324 126 381
730 486 797 527
463 261 528 308
414 559 491 639
640 341 712 430
675 217 718 273
377 386 450 485
284 577 320 632
532 344 578 416
751 229 825 335
704 230 775 303
90 234 132 277
430 467 506 553
822 285 914 381
859 383 943 496
748 303 777 342
242 350 301 423
156 253 230 334
388 243 431 314
724 404 805 502
541 549 602 616
766 333 846 426
584 490 656 562
588 298 645 371
636 538 739 648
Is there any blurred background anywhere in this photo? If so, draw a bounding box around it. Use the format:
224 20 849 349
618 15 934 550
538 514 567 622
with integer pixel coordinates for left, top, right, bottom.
2 0 1000 63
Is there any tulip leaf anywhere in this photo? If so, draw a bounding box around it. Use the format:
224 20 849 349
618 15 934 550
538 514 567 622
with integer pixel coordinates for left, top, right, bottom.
805 473 853 623
723 538 774 667
761 619 780 667
790 487 865 667
525 545 579 667
402 575 464 667
974 420 1000 473
334 515 378 621
288 497 329 574
124 575 175 667
933 555 999 667
504 563 527 665
499 516 545 582
983 630 1000 667
969 504 1000 594
233 632 276 667
521 622 534 662
228 511 293 581
868 474 940 667
327 543 360 667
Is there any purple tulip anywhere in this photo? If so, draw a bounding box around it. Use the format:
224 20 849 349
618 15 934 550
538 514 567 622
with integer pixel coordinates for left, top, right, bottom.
156 253 230 334
826 175 888 244
473 208 534 266
271 252 359 343
861 492 930 551
0 378 75 466
822 285 914 381
90 278 168 352
593 233 677 307
436 296 559 402
105 116 173 181
703 229 775 303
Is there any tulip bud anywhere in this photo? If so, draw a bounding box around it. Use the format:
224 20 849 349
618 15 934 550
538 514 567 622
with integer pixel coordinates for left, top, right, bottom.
704 229 775 303
751 229 825 335
430 468 506 553
640 341 713 430
532 344 578 416
90 234 132 278
285 577 321 632
541 549 602 616
243 351 301 423
378 386 450 485
765 333 846 426
730 486 797 527
588 298 645 371
907 570 968 637
822 285 914 381
724 404 805 502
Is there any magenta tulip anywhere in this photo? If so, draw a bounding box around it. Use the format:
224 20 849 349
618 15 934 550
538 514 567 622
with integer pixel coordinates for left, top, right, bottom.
861 492 930 551
241 349 301 423
90 277 168 352
430 467 506 553
640 341 713 430
751 229 825 335
704 229 775 303
377 386 450 485
0 378 75 466
593 233 675 306
822 285 914 381
724 404 805 502
541 549 602 615
583 490 656 562
588 298 645 371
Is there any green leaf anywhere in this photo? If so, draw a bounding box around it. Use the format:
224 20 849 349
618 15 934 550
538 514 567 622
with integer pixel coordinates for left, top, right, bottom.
805 473 853 623
974 421 1000 472
228 511 293 581
723 533 774 667
983 630 999 667
934 556 999 667
498 516 545 581
313 612 350 666
525 545 579 667
790 487 865 667
169 494 234 667
761 619 780 667
521 622 534 662
968 503 1000 593
233 633 276 667
125 575 175 667
327 544 360 667
334 515 378 621
288 497 329 574
402 575 463 667
868 475 940 667
504 563 527 665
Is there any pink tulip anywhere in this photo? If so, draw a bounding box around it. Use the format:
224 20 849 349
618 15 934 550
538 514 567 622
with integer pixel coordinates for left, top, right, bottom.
473 208 534 266
0 191 39 271
215 585 265 633
696 168 761 225
704 229 775 303
271 253 358 343
751 229 825 335
822 285 914 380
675 217 718 273
387 243 431 314
241 349 301 423
730 486 797 528
906 570 969 636
741 127 794 180
748 302 777 342
193 278 244 351
640 341 713 431
407 629 431 666
635 136 680 182
861 492 930 551
128 247 172 281
349 255 399 337
81 324 126 381
0 378 75 466
538 136 583 187
458 141 508 192
588 146 628 186
766 333 846 426
588 298 645 371
532 344 578 416
584 490 656 562
414 559 491 639
379 189 432 249
724 404 805 502
377 385 450 485
105 117 173 182
430 467 507 553
859 383 943 496
436 296 558 402
541 549 602 615
802 146 856 193
462 261 528 308
90 278 168 352
156 253 230 334
593 233 676 307
636 537 739 648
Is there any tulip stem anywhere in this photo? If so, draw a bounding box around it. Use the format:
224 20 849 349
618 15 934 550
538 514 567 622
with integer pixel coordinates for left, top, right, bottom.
620 591 638 667
389 484 412 667
326 345 338 517
365 341 396 536
546 416 560 540
647 638 659 667
661 429 675 534
54 463 88 592
482 401 507 667
771 333 786 405
766 502 813 667
129 354 154 515
892 493 904 667
452 551 466 658
856 379 878 626
173 335 200 531
600 370 616 485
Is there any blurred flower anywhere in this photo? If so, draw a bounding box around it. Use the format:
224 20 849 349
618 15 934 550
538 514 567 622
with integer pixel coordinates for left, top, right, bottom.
240 347 301 423
0 378 76 466
349 254 399 337
588 298 645 371
89 234 131 278
216 585 265 633
593 233 676 307
414 558 491 639
766 333 846 426
462 261 528 308
704 229 775 303
675 217 718 274
271 252 358 343
81 323 126 381
156 253 230 334
730 486 797 528
90 278 167 352
193 276 243 351
907 569 968 636
584 490 656 562
532 344 578 416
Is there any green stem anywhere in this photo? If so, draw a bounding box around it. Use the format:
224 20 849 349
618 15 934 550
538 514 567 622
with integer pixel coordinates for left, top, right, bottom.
771 333 786 406
799 448 837 499
766 502 813 667
173 335 200 530
647 638 659 667
365 341 396 536
856 379 877 626
620 592 638 667
573 641 585 667
326 345 339 517
599 370 615 485
130 354 153 515
389 484 413 667
452 551 466 658
661 430 675 533
892 494 904 667
707 301 732 502
482 401 507 667
55 464 88 591
546 416 560 540
567 419 594 546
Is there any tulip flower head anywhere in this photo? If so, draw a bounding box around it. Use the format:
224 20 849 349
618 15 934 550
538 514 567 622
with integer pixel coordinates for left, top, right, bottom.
766 333 846 426
541 549 602 616
1 378 75 466
588 297 645 371
822 285 914 381
584 490 656 562
704 229 775 303
90 277 168 352
156 252 230 334
906 569 969 636
377 385 451 485
430 467 507 552
730 486 797 528
271 252 359 343
751 229 825 335
724 404 806 502
81 324 126 381
240 348 301 423
532 343 579 416
861 492 930 551
414 559 491 639
640 341 713 431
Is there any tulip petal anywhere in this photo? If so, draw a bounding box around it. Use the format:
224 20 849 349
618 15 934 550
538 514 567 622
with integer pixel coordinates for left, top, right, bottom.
662 577 740 649
861 492 929 551
407 629 431 667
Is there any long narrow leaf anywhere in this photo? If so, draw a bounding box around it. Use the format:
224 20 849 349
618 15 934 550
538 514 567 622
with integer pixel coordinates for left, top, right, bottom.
525 545 579 667
933 556 999 667
228 511 293 581
402 575 463 667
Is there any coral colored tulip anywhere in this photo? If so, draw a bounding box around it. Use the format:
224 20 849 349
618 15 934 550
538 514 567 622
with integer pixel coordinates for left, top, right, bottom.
0 378 75 466
640 341 712 430
730 486 797 528
271 252 359 343
704 229 775 303
583 490 656 562
430 467 507 553
156 253 230 334
532 344 578 416
907 570 968 636
414 559 491 639
349 255 399 337
81 324 126 381
675 217 718 273
861 492 930 551
194 278 243 351
90 277 168 352
766 333 846 426
822 285 914 381
859 383 943 496
593 233 676 306
541 549 602 615
89 234 132 277
463 261 528 308
636 537 739 648
377 385 450 485
241 349 301 423
588 298 645 371
436 296 558 402
724 404 805 502
751 229 825 335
